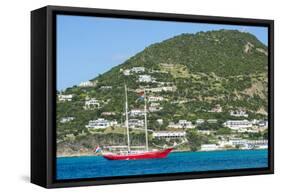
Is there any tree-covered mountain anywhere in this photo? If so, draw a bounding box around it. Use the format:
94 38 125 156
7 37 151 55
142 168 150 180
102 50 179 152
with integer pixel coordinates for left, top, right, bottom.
57 30 268 156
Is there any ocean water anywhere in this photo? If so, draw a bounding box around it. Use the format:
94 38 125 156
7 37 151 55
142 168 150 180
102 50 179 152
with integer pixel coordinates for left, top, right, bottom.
56 149 268 180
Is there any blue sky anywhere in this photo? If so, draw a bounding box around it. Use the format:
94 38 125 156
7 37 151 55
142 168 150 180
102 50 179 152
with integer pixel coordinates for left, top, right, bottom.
57 15 268 90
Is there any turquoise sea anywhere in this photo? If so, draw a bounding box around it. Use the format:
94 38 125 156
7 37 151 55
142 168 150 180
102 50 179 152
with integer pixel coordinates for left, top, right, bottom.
56 149 268 180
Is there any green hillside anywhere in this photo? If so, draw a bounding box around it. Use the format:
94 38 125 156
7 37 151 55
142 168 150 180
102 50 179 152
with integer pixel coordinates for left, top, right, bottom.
57 30 268 156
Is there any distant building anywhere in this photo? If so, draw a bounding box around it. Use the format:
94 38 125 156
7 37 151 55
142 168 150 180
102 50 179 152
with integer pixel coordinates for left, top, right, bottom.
123 69 131 76
138 75 155 82
258 120 268 128
150 102 160 107
101 112 116 116
168 120 194 129
60 117 75 123
200 144 218 151
131 67 145 73
149 106 163 112
79 81 95 87
221 138 268 149
196 119 205 125
152 131 186 139
146 86 176 93
162 86 176 92
129 109 145 117
85 118 117 129
58 94 73 102
157 119 163 125
223 120 252 130
230 110 248 117
146 87 162 93
84 98 100 109
128 119 144 128
148 96 164 102
100 85 112 89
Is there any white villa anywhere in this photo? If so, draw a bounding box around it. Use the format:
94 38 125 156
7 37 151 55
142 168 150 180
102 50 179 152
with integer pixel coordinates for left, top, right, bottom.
131 67 145 73
123 69 131 76
152 131 186 139
146 86 176 93
84 98 100 109
60 117 75 123
223 120 252 130
258 120 268 128
157 119 163 125
138 75 155 83
100 85 112 89
101 112 116 116
129 109 145 117
196 119 205 125
58 94 73 102
230 110 249 117
149 106 163 112
85 118 117 129
219 138 268 149
148 96 164 102
78 81 95 87
128 119 144 128
168 120 195 129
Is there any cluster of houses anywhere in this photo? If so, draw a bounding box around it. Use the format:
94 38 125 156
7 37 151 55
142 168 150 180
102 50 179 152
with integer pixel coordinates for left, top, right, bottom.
223 119 268 132
200 139 268 151
57 65 268 151
122 66 146 76
85 118 118 129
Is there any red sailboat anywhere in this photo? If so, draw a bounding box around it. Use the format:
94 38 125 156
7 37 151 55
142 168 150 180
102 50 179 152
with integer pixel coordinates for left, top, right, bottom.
102 85 173 160
103 148 173 160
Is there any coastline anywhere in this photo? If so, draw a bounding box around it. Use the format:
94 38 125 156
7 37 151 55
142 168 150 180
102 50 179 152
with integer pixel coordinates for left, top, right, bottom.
57 148 267 158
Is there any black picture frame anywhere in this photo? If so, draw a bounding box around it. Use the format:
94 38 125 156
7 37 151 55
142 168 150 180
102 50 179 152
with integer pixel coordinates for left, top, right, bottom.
31 5 274 188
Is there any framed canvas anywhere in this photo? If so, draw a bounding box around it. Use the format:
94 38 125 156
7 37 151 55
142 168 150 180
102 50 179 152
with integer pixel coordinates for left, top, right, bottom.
31 5 274 188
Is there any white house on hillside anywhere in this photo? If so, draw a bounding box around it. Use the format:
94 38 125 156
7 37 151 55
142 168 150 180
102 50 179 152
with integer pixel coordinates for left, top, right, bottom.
123 69 131 76
168 120 194 129
152 131 186 139
58 94 73 102
84 98 100 109
131 67 145 73
128 119 144 128
148 96 164 102
85 118 117 129
129 109 145 117
223 120 252 130
201 144 219 151
79 81 95 87
196 119 205 125
60 117 75 123
230 110 248 117
138 75 155 82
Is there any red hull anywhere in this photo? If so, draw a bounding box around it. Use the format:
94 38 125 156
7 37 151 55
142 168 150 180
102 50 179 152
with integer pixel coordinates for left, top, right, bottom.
103 148 173 160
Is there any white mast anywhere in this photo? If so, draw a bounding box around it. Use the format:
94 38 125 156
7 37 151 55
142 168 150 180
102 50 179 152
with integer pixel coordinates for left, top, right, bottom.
125 84 131 152
144 89 149 151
